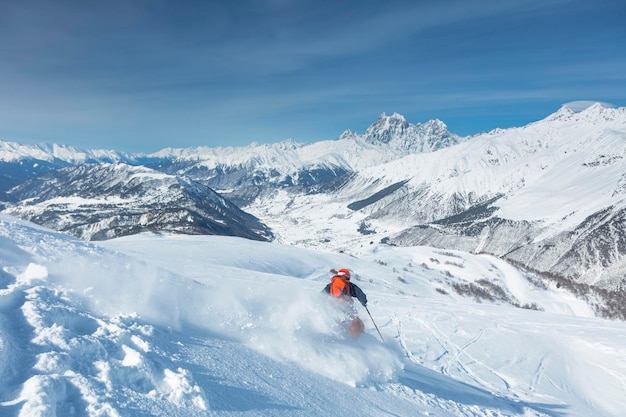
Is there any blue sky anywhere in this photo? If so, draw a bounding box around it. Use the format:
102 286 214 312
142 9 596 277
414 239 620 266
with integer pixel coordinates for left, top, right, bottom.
0 0 624 153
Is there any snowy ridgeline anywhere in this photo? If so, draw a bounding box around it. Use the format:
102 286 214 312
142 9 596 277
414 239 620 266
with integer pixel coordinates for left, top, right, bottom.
1 214 626 417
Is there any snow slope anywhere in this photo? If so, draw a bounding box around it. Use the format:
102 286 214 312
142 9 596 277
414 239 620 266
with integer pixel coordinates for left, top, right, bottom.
1 214 626 416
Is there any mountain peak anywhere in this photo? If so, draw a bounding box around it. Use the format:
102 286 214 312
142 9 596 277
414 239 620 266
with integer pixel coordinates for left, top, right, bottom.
359 113 460 152
364 113 410 145
338 129 358 141
563 101 615 113
373 112 409 128
379 112 407 122
544 105 576 121
544 101 624 124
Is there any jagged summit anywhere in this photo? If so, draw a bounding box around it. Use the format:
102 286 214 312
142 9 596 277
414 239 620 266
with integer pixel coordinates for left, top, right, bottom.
338 112 462 153
337 129 358 141
364 112 410 145
373 114 459 152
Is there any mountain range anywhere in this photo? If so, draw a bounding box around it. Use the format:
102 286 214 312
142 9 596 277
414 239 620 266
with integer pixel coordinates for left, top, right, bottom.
3 163 272 241
1 103 625 296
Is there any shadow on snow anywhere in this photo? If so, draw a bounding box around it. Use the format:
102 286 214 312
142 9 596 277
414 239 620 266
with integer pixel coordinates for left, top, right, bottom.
399 363 569 417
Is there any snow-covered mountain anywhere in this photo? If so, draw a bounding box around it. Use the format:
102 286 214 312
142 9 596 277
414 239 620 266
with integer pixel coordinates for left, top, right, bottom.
245 104 626 290
2 105 626 415
1 112 461 240
1 114 461 208
358 112 460 152
2 214 626 416
3 163 272 241
2 105 625 291
0 141 133 201
144 113 462 205
0 141 131 164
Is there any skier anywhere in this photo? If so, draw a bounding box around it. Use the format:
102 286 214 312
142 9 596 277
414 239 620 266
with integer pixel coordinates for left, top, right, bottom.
322 268 367 338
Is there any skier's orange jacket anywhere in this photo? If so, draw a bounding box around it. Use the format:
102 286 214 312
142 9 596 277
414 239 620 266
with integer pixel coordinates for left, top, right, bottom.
323 275 368 306
329 275 351 299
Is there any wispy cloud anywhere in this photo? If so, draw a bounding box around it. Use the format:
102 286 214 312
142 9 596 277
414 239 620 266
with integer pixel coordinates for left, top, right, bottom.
0 0 624 150
563 100 616 111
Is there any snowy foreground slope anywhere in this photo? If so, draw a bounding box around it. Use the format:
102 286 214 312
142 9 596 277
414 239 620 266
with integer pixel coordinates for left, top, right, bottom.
1 214 626 416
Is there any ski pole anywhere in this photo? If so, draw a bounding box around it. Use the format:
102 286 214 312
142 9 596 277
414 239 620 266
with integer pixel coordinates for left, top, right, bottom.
365 305 384 342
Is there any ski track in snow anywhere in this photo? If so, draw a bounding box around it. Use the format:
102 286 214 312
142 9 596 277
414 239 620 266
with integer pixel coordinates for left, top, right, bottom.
1 215 626 416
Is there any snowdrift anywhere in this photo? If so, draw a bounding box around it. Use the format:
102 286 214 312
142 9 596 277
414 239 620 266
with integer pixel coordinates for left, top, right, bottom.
1 214 626 416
